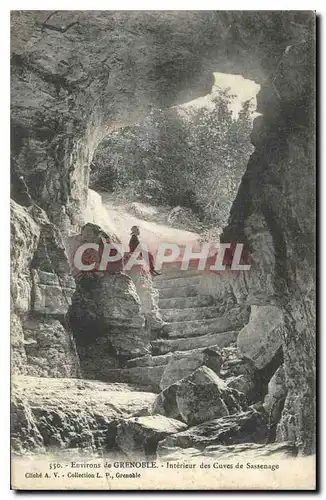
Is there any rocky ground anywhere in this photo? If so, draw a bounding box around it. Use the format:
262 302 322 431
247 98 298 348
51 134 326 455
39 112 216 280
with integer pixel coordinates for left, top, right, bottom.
11 194 291 462
12 260 287 461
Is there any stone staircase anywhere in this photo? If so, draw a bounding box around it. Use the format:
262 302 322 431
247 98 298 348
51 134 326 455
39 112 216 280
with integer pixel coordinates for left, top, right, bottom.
101 267 250 390
151 268 249 354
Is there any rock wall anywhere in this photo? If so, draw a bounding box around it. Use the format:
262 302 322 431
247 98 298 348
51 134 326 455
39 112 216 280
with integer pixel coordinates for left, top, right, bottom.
221 40 316 454
11 11 316 454
11 200 80 377
66 222 162 379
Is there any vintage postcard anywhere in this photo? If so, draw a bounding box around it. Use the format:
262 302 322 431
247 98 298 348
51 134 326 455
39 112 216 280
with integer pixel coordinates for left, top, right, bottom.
10 10 316 490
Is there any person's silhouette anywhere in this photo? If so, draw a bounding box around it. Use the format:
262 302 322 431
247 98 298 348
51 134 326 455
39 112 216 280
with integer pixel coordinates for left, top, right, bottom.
129 225 161 276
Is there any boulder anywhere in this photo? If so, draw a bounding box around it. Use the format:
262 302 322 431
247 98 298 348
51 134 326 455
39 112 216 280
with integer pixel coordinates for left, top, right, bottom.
160 347 223 390
220 346 257 400
157 441 297 460
11 376 157 453
10 200 79 376
158 405 269 451
11 275 33 315
237 305 284 369
152 366 247 426
11 312 28 375
69 273 151 378
116 415 187 459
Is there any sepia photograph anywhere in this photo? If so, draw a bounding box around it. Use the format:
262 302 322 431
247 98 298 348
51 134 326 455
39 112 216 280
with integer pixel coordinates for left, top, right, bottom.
9 8 316 491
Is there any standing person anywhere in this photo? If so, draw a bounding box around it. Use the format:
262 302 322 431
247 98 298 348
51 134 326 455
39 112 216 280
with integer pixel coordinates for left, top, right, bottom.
129 225 161 276
129 225 141 253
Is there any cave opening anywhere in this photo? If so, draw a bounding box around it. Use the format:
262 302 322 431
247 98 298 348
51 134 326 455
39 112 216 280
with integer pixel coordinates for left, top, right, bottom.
84 72 260 253
10 11 316 463
67 71 264 394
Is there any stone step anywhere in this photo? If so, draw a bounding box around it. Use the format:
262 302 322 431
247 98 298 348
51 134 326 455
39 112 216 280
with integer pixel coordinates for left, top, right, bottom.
154 275 202 290
158 284 199 299
125 352 174 368
151 330 238 355
125 346 221 369
158 295 214 310
102 365 166 392
162 307 250 339
160 305 219 322
153 268 204 281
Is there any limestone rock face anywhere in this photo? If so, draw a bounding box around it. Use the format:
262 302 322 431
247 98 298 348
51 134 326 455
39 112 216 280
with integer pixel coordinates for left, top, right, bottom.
116 416 187 459
237 305 284 369
10 200 80 376
11 200 40 269
157 441 297 461
69 272 150 379
211 346 258 402
96 365 167 392
11 395 44 454
158 406 269 451
159 347 223 391
126 353 174 368
11 200 40 316
152 329 239 355
152 366 247 426
264 365 287 427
